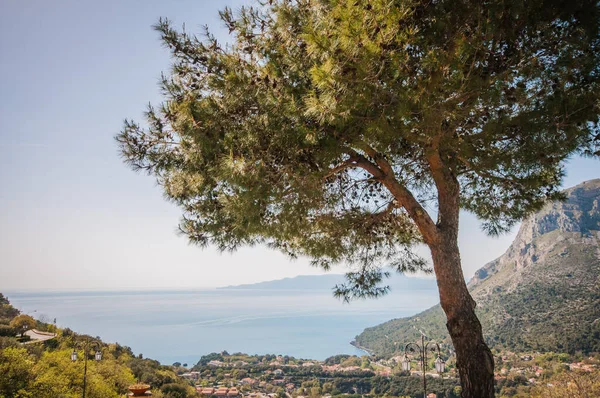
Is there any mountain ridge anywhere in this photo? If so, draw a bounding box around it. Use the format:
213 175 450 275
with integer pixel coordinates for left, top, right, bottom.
353 179 600 356
219 273 438 291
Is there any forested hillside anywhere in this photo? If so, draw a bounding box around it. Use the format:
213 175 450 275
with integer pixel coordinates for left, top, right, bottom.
0 293 197 398
354 179 600 357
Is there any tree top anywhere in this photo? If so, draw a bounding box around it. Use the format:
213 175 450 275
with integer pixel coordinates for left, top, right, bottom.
117 0 600 299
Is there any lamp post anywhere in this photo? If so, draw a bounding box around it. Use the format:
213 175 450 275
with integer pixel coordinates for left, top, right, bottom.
401 334 445 398
71 337 102 398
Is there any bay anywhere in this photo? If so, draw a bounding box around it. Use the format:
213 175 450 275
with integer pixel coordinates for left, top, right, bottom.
5 288 438 365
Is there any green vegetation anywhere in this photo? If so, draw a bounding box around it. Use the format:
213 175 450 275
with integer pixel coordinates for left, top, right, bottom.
528 370 600 398
0 294 197 398
0 294 19 324
0 345 136 398
353 305 449 357
493 351 600 397
9 315 36 337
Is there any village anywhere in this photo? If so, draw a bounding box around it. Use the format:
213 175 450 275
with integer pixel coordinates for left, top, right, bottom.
173 351 599 397
177 353 455 397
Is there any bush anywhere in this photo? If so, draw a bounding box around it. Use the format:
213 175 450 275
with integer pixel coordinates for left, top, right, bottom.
0 325 17 337
0 336 19 349
43 338 59 349
160 383 189 398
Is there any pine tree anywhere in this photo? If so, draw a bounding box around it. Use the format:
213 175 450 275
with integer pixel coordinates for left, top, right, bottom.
116 1 600 396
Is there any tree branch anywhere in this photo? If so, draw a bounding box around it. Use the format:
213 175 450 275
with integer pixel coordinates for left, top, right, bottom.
346 145 439 244
426 134 460 234
456 155 515 184
323 156 360 180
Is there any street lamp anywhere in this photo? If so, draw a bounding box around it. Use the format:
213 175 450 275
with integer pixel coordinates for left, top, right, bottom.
71 337 102 398
401 354 411 372
435 355 446 373
401 334 445 398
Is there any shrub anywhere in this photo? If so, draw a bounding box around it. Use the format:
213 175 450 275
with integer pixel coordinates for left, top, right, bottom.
0 325 17 337
0 336 18 349
160 382 189 398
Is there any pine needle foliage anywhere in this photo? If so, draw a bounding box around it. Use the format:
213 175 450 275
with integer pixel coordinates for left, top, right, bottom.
117 0 600 301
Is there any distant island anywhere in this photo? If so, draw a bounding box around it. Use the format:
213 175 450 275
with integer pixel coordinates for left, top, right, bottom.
218 273 438 292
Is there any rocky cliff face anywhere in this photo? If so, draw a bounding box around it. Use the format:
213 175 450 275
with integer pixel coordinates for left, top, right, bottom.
469 179 600 292
354 179 600 356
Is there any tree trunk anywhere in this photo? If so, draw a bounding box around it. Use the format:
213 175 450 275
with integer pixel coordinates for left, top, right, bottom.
379 138 495 396
430 234 495 398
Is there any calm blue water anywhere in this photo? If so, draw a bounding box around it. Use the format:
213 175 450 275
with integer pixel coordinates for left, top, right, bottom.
5 288 438 365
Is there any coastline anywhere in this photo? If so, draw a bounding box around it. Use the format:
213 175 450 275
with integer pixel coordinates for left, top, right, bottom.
350 340 375 357
6 288 438 364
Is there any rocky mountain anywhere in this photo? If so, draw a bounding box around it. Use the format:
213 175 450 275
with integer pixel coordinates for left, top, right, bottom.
353 179 600 357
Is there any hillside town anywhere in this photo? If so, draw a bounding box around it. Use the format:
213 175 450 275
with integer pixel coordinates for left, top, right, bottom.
173 351 599 398
178 352 457 397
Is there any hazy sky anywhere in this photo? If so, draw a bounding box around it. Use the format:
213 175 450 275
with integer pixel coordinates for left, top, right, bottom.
1 0 598 291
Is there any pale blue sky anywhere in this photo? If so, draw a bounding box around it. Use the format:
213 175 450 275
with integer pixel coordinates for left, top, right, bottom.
1 1 598 290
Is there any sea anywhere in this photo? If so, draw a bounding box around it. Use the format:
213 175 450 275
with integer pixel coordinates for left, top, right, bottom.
5 288 439 366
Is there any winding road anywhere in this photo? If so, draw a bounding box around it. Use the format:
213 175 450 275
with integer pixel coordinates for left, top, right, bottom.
24 329 56 342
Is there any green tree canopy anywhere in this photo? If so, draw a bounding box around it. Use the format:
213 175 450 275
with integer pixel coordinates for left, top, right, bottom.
10 315 37 336
118 0 599 297
0 294 20 324
0 347 35 397
117 0 600 396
